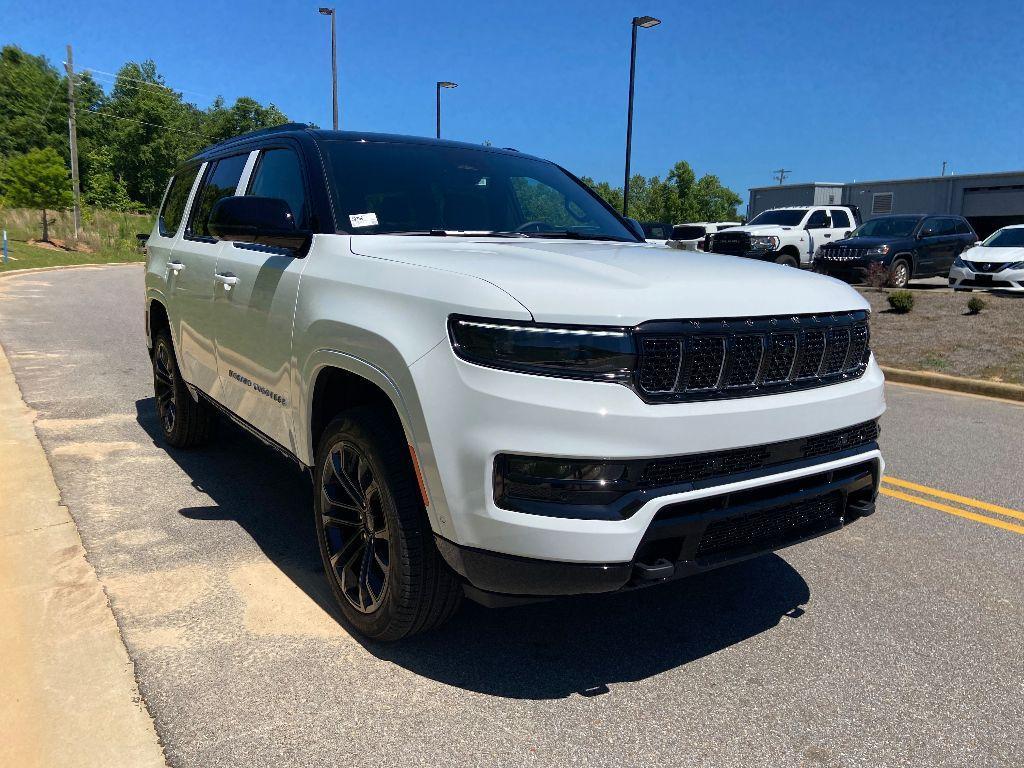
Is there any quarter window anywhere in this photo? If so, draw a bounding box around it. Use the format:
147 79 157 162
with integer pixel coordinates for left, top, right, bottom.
187 154 248 239
830 209 851 228
247 148 308 229
158 167 199 237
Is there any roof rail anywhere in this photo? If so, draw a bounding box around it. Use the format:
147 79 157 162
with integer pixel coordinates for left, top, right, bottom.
199 122 310 154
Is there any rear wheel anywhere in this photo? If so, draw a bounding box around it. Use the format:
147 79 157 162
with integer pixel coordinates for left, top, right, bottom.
152 330 214 448
774 253 799 268
314 407 462 641
889 258 911 288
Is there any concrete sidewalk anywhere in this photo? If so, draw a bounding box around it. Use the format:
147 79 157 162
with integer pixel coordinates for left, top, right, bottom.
0 341 166 768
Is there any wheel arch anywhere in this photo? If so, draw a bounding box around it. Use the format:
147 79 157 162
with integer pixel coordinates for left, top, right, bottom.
147 295 170 353
301 351 453 539
892 251 916 275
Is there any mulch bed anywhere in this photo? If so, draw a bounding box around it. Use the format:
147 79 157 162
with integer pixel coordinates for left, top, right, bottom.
858 286 1024 385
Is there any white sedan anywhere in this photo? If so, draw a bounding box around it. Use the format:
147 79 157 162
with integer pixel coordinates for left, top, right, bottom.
949 224 1024 293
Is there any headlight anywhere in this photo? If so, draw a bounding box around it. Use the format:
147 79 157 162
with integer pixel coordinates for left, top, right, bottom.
448 316 636 382
953 254 968 268
1008 261 1024 270
750 235 779 250
865 245 890 256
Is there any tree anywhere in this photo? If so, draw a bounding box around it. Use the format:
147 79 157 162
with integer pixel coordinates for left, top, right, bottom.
83 146 133 211
689 174 743 221
203 96 288 145
2 147 73 241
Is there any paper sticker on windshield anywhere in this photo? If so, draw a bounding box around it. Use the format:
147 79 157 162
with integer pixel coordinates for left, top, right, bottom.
349 212 378 228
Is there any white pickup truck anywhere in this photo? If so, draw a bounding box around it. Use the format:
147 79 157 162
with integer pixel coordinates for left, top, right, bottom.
144 126 884 640
709 206 859 267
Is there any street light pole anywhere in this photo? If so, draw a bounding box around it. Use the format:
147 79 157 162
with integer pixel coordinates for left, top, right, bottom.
623 15 660 218
319 7 338 129
436 81 457 138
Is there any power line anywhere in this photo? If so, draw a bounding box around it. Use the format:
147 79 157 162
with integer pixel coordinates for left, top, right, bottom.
80 66 213 100
84 108 203 136
34 73 66 130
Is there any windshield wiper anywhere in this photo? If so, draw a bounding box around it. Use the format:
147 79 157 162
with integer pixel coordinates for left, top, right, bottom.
511 230 632 242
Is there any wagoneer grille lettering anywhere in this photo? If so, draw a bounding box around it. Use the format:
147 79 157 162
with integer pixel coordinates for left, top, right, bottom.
635 312 870 402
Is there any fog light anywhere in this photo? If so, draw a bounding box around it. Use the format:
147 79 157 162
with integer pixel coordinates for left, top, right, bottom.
493 454 641 517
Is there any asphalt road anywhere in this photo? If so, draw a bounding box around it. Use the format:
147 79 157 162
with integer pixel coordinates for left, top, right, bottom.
1 264 1021 768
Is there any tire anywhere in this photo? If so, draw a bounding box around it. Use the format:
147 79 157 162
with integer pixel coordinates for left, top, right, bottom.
314 407 462 641
774 253 799 268
152 329 214 448
889 258 911 288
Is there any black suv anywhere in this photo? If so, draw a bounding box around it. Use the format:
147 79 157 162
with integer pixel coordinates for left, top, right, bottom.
814 214 977 288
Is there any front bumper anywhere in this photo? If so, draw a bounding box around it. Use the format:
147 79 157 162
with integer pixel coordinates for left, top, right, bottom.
436 456 880 598
410 340 886 568
948 265 1024 292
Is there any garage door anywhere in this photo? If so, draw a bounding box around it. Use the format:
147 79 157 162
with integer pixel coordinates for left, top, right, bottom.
962 186 1024 217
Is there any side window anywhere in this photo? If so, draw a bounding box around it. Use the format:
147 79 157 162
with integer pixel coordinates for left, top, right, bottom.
830 209 851 229
937 218 958 236
247 148 309 229
186 154 248 239
920 217 942 236
158 167 199 237
956 219 975 236
806 209 830 229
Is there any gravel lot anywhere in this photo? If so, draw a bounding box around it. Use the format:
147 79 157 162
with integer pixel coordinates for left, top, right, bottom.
858 286 1024 384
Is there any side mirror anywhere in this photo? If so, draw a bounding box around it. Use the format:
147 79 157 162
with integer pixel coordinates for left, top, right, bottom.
624 217 646 240
973 240 982 247
208 196 310 253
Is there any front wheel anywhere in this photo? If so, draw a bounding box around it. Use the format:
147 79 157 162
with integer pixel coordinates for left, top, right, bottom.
314 408 462 641
889 258 911 288
774 253 799 268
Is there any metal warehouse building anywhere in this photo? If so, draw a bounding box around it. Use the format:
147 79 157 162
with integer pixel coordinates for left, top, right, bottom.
748 170 1024 238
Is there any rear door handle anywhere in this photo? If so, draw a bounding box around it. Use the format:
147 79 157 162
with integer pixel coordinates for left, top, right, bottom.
167 260 185 273
214 272 239 290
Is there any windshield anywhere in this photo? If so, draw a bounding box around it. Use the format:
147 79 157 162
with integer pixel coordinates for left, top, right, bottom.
746 209 806 227
981 227 1024 247
322 140 637 242
850 216 921 238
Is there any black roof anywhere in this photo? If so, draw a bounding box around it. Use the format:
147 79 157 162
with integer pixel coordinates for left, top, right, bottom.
189 122 540 162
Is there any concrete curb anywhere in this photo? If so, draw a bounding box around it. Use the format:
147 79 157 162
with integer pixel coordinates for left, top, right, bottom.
0 261 143 278
881 366 1024 403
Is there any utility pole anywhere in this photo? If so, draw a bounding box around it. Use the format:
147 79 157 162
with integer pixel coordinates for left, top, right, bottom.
65 44 82 240
941 160 947 176
318 8 338 129
773 168 790 185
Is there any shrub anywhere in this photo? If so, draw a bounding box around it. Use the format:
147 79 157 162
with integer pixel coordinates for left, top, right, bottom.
887 290 914 314
865 261 890 289
967 296 986 314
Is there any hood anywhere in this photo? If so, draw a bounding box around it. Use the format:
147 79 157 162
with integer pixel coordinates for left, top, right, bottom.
721 224 796 235
826 236 896 248
961 244 1024 264
349 236 868 325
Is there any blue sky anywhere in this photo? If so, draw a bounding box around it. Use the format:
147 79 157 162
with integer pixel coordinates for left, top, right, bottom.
5 0 1023 198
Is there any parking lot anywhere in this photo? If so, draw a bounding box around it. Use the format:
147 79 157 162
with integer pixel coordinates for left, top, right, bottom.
1 264 1021 767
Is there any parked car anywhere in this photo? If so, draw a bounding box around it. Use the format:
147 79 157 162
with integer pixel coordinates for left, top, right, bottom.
144 124 885 640
667 221 741 251
708 206 859 267
949 224 1024 293
815 214 977 288
639 221 673 245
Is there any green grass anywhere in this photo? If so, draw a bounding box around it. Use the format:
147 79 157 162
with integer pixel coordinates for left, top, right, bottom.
0 207 153 273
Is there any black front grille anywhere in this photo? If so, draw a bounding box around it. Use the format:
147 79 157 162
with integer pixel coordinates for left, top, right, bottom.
711 231 751 255
695 493 842 559
956 278 1014 288
636 312 870 402
819 245 868 260
640 419 879 488
963 261 1009 273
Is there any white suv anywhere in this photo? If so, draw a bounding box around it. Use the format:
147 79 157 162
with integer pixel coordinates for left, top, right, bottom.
144 125 885 640
710 206 858 267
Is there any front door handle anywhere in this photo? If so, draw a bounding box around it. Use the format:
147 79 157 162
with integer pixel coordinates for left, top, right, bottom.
214 272 239 290
167 260 185 274
823 233 832 238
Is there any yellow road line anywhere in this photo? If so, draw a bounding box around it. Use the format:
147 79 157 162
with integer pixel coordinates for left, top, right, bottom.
881 476 1024 523
879 487 1024 535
